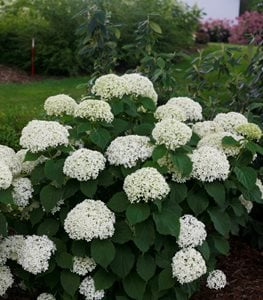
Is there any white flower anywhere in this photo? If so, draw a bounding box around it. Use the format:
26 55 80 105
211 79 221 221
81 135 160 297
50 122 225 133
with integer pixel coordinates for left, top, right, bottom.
16 149 47 175
171 248 207 284
20 120 69 153
154 104 186 122
239 195 253 213
0 235 25 265
197 132 242 157
123 167 170 203
79 276 104 300
37 293 56 300
74 100 114 123
0 161 12 190
191 146 230 182
50 199 65 215
64 199 115 242
122 73 158 104
0 265 14 296
0 145 21 175
167 97 202 121
206 270 227 290
236 123 262 140
72 256 96 276
192 121 223 138
178 215 207 248
12 177 33 207
213 112 248 133
106 135 154 168
63 149 106 181
17 235 56 274
256 178 263 198
44 94 77 116
91 74 129 100
152 119 192 151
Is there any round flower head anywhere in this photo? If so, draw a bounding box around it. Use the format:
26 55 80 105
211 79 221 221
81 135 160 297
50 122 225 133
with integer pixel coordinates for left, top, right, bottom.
206 270 227 290
72 256 96 276
12 177 34 207
37 293 56 300
17 235 56 275
63 148 106 181
123 167 170 203
236 123 262 141
191 146 230 182
16 149 47 175
74 100 114 123
192 121 223 138
154 104 186 122
239 195 253 213
256 179 263 199
0 161 12 190
213 112 248 133
152 119 192 151
44 94 77 116
197 132 241 157
106 135 154 168
0 265 14 296
64 199 115 241
91 74 129 100
79 276 104 300
0 235 25 264
122 73 158 104
167 97 202 121
0 145 21 175
19 120 69 153
178 215 207 248
171 248 207 284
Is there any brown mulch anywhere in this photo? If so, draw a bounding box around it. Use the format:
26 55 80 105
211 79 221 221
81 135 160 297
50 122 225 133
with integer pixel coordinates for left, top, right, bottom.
0 65 42 83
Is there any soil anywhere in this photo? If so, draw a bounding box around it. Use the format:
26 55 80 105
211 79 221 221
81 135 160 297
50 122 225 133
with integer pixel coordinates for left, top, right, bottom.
0 65 42 83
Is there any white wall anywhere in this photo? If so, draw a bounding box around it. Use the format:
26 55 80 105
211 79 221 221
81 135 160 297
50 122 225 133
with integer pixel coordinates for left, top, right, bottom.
183 0 240 20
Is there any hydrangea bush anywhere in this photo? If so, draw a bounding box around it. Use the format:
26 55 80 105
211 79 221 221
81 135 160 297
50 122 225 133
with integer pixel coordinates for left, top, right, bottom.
0 73 262 299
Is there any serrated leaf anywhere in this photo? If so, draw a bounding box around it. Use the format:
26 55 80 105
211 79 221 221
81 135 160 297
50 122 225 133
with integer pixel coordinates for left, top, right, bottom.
107 192 129 213
123 272 146 299
94 268 116 290
0 189 14 205
126 203 150 224
112 118 130 135
153 208 180 238
90 128 111 150
246 141 263 155
112 221 133 244
152 145 167 161
136 254 156 281
205 182 226 206
171 153 192 177
134 219 155 252
208 208 231 236
222 136 240 146
140 98 156 111
187 191 209 215
44 159 65 185
80 180 97 197
40 185 63 212
110 245 135 278
60 270 80 296
31 164 46 185
111 101 124 115
91 240 115 268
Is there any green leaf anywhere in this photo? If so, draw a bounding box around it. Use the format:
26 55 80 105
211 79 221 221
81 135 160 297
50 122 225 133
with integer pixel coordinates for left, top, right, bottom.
40 185 63 212
158 268 174 291
56 252 73 269
171 153 192 177
112 118 130 135
212 235 230 255
77 122 92 134
170 182 187 203
246 141 263 155
63 180 79 199
60 270 80 296
44 159 65 185
71 240 89 257
231 199 245 216
205 182 226 206
31 164 45 185
140 98 156 111
107 192 129 213
234 166 257 190
149 21 162 34
222 136 240 146
94 268 116 290
123 99 138 117
152 145 167 161
111 101 124 115
110 245 135 278
37 218 60 236
24 151 41 161
30 208 44 226
134 219 155 252
0 189 14 205
153 208 180 238
133 123 154 135
91 240 115 268
0 213 7 237
123 272 146 300
197 240 210 260
136 254 156 281
126 203 150 224
187 191 209 215
80 180 97 198
90 128 111 150
112 221 133 244
208 208 231 236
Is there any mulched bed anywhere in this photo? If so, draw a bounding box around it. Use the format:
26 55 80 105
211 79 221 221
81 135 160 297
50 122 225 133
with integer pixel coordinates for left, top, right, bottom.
0 65 42 83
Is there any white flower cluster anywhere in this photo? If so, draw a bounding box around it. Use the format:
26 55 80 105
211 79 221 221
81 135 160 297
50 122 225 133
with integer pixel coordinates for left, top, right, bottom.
191 146 230 182
154 104 186 122
192 121 223 138
106 135 154 168
63 149 106 181
171 248 207 284
177 215 207 248
37 293 56 300
152 119 192 151
123 167 170 203
197 132 241 157
213 112 248 133
206 270 227 290
12 177 34 207
256 178 263 198
79 276 105 300
0 145 21 175
44 94 77 116
17 235 56 274
0 235 25 264
16 149 47 175
64 199 115 241
20 120 69 153
239 195 253 213
167 97 202 121
236 123 262 141
122 73 158 104
72 256 96 276
50 199 65 215
74 100 114 123
0 265 14 296
91 74 129 100
0 161 12 190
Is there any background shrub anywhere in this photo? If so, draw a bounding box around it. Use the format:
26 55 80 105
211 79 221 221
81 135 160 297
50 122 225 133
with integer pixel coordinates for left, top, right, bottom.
200 19 233 43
